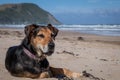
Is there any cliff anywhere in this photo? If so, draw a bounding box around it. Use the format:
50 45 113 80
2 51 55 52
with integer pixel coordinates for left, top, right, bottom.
0 3 61 24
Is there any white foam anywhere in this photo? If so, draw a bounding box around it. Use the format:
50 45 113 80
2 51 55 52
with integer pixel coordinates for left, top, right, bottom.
0 24 120 36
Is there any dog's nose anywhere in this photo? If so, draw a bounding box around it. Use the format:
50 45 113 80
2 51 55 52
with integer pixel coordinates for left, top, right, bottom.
48 42 55 49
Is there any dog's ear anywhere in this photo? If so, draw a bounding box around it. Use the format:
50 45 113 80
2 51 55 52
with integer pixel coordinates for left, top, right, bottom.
24 24 39 36
47 24 59 38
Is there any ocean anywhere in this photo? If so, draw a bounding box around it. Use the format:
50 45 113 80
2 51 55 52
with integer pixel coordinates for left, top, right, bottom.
0 24 120 36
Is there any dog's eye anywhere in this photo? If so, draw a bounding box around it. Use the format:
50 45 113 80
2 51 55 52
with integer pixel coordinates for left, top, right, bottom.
38 34 44 38
51 33 55 40
51 33 55 37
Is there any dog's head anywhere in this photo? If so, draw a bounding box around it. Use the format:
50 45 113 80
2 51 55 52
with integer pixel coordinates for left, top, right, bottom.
24 24 59 57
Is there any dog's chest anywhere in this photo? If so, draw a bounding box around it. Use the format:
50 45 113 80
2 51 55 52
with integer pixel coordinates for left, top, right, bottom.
24 59 41 68
23 58 49 69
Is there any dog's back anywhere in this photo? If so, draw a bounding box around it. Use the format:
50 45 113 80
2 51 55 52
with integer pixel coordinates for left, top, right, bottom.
5 45 50 78
5 46 18 73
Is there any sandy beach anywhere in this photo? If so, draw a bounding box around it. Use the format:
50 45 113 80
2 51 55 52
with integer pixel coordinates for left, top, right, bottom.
0 28 120 80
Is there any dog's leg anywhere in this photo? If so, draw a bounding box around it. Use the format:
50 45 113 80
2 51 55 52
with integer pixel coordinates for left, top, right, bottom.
39 71 51 78
13 71 51 79
50 66 83 78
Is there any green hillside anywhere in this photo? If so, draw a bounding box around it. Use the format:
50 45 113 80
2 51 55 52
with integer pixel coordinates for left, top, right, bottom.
0 3 61 24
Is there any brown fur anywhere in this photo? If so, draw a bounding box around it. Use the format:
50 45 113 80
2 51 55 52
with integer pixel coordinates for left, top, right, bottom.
31 28 52 49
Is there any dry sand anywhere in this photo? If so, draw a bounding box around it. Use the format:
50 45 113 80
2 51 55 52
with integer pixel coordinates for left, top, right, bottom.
0 28 120 80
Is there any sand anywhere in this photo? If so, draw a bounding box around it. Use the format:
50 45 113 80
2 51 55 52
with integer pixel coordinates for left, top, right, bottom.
0 28 120 80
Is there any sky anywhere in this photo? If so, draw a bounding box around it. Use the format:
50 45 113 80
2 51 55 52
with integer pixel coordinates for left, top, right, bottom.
0 0 120 24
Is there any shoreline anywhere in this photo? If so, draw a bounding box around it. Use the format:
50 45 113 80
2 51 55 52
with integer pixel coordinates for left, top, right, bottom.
1 27 120 37
1 26 120 37
1 27 120 46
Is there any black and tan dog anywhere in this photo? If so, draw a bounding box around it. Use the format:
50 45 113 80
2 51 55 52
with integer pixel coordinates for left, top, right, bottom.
5 24 83 79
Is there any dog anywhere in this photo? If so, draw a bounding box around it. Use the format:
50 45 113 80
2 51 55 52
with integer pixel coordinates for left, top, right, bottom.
5 24 83 79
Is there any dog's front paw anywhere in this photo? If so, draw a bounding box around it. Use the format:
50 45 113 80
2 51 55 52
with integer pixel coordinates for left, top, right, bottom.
72 72 83 78
62 77 74 80
56 74 73 80
39 72 51 78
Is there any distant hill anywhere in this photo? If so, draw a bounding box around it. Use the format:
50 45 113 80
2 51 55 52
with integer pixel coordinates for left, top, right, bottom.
0 3 61 25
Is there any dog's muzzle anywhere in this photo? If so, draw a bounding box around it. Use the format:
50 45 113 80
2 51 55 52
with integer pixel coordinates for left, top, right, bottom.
45 42 55 56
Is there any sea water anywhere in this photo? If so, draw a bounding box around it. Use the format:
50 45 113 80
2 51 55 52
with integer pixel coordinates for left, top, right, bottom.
57 25 120 36
0 24 120 36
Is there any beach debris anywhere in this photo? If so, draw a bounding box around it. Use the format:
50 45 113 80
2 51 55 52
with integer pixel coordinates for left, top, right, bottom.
13 31 23 37
62 50 74 56
56 52 60 54
56 51 79 56
95 57 98 59
0 30 23 37
62 50 79 56
100 70 103 72
0 30 10 35
14 31 22 35
90 69 93 71
63 37 69 40
99 59 108 61
83 71 105 80
75 54 79 56
77 37 84 41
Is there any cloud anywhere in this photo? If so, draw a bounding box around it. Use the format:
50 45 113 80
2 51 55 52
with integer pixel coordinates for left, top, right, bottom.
51 7 95 14
51 6 120 14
